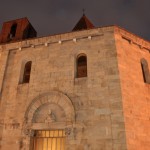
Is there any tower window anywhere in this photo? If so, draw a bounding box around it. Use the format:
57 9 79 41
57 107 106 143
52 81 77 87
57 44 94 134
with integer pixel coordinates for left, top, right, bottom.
9 23 17 39
22 61 32 83
31 130 65 150
141 58 150 83
77 54 87 78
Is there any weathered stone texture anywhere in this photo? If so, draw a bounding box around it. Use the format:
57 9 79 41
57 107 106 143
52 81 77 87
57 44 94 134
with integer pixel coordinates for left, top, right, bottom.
115 27 150 150
1 25 149 150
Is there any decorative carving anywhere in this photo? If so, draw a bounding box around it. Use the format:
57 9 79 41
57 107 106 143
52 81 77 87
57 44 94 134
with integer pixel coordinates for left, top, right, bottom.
4 123 20 129
24 128 34 137
22 118 34 137
25 91 75 123
65 127 75 140
20 118 34 150
65 127 71 136
17 137 31 150
16 139 23 150
45 109 56 123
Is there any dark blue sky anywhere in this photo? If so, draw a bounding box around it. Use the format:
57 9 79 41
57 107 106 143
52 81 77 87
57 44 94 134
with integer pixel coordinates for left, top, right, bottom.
0 0 150 40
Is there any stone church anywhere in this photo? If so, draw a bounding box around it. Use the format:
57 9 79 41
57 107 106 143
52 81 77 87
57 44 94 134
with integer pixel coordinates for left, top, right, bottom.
0 14 149 150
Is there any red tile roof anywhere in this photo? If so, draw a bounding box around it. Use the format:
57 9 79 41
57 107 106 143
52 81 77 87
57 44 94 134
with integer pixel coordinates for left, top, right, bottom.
72 14 95 31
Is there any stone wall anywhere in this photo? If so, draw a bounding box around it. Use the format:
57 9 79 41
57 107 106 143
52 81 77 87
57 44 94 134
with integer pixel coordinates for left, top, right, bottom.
0 50 9 94
115 27 150 150
0 27 127 150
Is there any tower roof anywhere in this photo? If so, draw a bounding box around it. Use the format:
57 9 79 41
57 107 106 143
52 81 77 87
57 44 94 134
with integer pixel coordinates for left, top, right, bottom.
72 14 95 31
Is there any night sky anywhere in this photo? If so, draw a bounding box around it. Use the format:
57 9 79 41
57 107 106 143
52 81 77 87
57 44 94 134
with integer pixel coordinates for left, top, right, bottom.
0 0 150 40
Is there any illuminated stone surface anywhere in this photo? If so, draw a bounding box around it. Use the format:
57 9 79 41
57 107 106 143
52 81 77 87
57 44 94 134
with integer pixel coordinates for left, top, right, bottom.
0 17 149 150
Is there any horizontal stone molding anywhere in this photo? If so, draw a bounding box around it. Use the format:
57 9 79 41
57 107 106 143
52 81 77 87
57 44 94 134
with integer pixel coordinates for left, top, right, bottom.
115 26 150 51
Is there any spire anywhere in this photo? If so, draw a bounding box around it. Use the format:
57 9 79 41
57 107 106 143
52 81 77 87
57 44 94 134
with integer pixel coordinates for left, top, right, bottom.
82 9 85 15
72 14 95 31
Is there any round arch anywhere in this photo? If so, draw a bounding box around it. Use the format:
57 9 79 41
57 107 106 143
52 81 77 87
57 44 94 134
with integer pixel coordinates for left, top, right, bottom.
24 91 75 124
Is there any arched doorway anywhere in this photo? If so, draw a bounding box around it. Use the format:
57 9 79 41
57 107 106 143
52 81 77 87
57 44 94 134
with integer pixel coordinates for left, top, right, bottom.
22 91 75 150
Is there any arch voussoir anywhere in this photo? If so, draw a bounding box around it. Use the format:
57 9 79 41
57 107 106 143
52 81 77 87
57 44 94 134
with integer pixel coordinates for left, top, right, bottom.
25 91 75 123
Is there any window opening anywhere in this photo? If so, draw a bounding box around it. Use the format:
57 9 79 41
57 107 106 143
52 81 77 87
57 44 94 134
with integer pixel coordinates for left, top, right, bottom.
141 63 146 82
77 54 87 78
9 23 17 39
141 58 150 83
23 61 32 83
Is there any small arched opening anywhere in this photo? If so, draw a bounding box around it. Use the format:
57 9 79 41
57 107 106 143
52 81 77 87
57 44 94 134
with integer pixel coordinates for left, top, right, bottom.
9 23 17 39
141 58 150 83
22 61 32 83
76 54 87 78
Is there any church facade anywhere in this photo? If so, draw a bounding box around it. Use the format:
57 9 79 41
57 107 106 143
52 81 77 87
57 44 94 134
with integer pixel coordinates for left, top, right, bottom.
0 15 150 150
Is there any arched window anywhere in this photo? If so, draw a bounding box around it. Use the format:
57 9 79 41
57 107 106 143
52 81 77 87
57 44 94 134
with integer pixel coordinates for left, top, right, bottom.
9 23 17 39
77 54 87 78
22 61 32 83
141 58 150 83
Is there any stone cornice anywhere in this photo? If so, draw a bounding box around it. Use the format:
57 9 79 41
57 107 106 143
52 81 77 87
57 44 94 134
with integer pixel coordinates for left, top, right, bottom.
114 26 150 51
0 25 150 52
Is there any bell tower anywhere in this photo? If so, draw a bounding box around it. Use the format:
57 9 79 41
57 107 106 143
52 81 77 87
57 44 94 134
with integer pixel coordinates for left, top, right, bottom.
0 17 37 43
